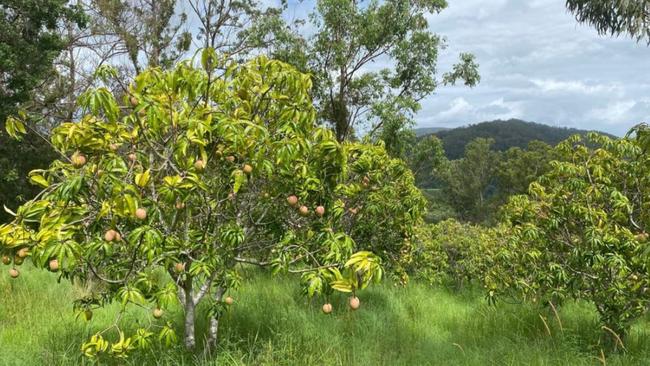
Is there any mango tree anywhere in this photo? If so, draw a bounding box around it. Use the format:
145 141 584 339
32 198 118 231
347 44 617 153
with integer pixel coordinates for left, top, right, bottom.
412 219 504 289
0 52 425 358
494 130 650 342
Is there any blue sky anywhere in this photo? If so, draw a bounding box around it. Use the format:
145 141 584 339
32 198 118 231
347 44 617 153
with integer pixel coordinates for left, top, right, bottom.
422 0 650 136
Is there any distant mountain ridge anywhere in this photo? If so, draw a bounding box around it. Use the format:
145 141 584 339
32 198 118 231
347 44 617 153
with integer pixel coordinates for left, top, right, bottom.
413 127 449 136
417 119 615 159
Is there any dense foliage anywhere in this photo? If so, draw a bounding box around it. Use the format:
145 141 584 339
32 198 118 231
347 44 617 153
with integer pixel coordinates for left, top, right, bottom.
2 0 649 360
495 140 561 199
566 0 650 44
437 138 498 223
0 0 86 222
408 120 598 224
0 130 57 223
412 219 504 289
412 136 560 224
492 130 650 340
0 0 85 120
0 53 425 358
407 134 446 188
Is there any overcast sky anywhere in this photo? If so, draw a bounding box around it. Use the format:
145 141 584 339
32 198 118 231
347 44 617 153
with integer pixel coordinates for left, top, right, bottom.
421 0 650 136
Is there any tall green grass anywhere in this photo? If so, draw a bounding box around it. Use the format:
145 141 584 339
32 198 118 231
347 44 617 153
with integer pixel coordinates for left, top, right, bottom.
1 265 649 365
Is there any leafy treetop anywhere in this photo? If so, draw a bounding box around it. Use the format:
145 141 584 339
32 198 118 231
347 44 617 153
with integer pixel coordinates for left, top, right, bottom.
268 0 480 149
0 52 425 357
492 130 650 340
566 0 650 44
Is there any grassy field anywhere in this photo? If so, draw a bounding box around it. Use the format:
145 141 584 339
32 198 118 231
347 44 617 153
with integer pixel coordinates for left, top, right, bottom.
1 265 650 365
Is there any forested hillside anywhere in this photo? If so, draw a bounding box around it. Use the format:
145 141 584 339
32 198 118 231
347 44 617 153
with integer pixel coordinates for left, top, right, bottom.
412 127 449 136
421 119 615 159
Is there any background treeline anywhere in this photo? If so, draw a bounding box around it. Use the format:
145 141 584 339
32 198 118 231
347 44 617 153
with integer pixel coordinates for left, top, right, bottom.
408 127 650 343
405 119 607 224
422 118 615 159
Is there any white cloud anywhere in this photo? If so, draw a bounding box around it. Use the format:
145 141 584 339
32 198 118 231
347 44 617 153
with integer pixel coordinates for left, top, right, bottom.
415 0 650 136
485 98 524 119
437 97 473 119
423 96 523 128
530 79 622 95
587 101 637 125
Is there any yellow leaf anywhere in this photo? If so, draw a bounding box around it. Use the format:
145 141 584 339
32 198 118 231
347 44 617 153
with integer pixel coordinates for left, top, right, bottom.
330 280 353 293
135 169 151 187
29 174 49 188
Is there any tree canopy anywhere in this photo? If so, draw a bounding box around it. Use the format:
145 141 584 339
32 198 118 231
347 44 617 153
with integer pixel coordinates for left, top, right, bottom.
0 0 86 223
492 130 650 340
267 0 479 151
0 0 85 120
0 52 425 356
566 0 650 44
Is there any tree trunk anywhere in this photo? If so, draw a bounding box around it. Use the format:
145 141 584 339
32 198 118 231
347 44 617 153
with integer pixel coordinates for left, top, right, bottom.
207 317 220 346
207 287 226 347
183 283 196 350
